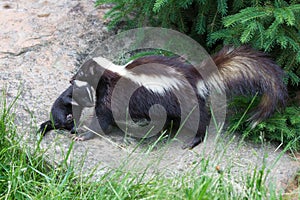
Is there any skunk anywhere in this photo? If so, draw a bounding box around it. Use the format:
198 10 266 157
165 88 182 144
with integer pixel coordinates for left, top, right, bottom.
71 45 287 149
38 81 95 135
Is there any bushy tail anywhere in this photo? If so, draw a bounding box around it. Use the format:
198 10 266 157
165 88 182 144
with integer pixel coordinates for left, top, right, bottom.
212 45 287 126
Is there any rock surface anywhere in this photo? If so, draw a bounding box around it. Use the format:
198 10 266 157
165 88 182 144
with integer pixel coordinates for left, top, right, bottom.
0 0 299 194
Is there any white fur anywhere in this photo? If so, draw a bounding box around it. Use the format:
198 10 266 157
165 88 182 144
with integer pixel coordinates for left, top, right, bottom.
71 100 79 106
74 80 89 87
93 56 183 94
86 86 95 104
196 80 208 98
93 57 128 76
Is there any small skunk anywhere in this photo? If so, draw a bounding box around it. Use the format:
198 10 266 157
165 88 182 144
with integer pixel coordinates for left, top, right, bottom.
70 45 287 149
38 82 95 135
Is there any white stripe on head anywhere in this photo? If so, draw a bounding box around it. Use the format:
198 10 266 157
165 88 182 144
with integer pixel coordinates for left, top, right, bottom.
86 86 95 103
93 56 184 94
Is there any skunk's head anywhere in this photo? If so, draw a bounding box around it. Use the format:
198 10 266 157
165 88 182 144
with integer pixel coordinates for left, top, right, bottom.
71 58 107 87
72 80 95 107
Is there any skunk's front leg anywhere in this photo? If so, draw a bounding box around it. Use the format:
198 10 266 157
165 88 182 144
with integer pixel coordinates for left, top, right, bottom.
71 107 112 141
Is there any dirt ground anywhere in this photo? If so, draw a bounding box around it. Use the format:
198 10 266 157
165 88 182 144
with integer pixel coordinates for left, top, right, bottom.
0 0 299 195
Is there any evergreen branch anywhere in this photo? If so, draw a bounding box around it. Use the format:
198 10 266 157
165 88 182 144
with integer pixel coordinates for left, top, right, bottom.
240 21 257 43
153 0 168 13
223 7 270 27
217 0 228 15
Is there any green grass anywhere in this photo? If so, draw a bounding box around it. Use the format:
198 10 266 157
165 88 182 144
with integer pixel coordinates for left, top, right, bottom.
0 92 285 200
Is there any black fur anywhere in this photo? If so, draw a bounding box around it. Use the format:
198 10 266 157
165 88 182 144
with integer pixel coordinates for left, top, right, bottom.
39 83 94 135
70 45 287 149
72 56 209 148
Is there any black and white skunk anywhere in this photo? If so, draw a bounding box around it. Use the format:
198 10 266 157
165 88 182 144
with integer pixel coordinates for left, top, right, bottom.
69 45 287 149
38 82 95 135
